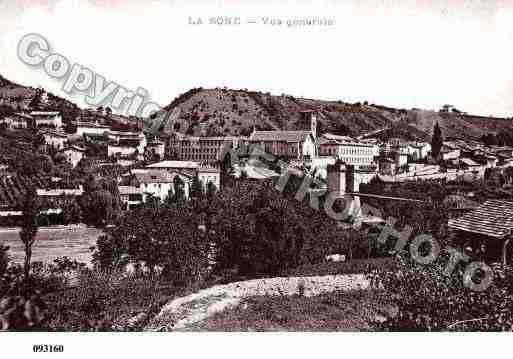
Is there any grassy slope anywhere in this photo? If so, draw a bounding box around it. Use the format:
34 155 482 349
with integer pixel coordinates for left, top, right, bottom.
185 289 394 331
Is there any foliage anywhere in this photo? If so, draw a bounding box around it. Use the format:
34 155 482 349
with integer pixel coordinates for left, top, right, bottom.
166 176 186 204
94 205 210 286
190 174 204 200
80 178 120 227
431 122 443 160
370 254 513 331
283 257 397 277
208 181 349 277
43 271 177 331
19 187 39 286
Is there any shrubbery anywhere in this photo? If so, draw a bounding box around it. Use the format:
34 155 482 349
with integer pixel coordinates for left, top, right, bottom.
370 253 513 331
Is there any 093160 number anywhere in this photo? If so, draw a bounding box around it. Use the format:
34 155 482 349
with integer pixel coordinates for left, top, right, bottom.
33 345 64 353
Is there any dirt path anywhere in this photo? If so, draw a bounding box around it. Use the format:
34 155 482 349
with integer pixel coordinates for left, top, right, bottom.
146 274 370 331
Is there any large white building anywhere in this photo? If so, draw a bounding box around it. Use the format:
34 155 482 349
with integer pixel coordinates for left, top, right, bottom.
75 121 111 136
129 169 191 202
318 133 378 167
43 130 68 150
30 111 62 128
107 131 147 158
146 160 221 191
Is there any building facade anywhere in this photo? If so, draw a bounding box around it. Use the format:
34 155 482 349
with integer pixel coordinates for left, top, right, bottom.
30 111 62 128
168 134 244 163
318 133 377 167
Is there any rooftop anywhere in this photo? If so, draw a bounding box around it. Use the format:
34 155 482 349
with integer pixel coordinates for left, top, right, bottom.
147 160 200 169
249 130 311 143
318 133 375 147
448 200 513 238
133 170 190 184
30 111 60 116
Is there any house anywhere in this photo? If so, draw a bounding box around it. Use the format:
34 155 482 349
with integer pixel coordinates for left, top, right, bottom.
30 111 62 128
448 200 513 264
75 121 111 136
2 112 33 129
146 160 221 190
119 186 146 210
318 133 378 167
440 143 461 161
43 130 68 150
146 138 166 159
108 141 143 159
60 145 86 168
460 157 481 170
407 142 431 161
484 155 498 169
36 187 84 198
129 169 191 202
107 131 147 158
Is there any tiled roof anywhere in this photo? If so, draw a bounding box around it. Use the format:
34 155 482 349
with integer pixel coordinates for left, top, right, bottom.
13 112 33 120
133 170 175 184
249 130 311 143
448 200 513 238
76 121 111 129
43 130 67 138
61 145 85 152
146 160 199 169
460 158 480 167
30 111 60 116
318 133 374 147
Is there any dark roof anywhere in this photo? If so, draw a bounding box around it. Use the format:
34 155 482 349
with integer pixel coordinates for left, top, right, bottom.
249 130 311 143
448 200 513 238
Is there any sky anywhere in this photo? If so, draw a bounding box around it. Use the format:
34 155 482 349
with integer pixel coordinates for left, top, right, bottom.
1 0 513 117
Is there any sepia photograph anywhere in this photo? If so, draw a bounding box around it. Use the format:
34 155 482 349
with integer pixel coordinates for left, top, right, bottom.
1 0 513 357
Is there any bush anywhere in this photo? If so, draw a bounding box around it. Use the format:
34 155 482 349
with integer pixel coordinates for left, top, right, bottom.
93 204 210 286
370 254 513 331
208 181 351 278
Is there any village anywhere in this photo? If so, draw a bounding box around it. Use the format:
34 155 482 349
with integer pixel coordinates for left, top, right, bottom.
1 107 512 211
1 104 513 269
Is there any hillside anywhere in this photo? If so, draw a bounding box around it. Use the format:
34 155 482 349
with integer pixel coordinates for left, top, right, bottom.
151 88 513 141
2 73 512 141
0 74 131 126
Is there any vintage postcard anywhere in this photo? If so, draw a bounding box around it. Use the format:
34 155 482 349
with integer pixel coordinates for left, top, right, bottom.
1 0 512 357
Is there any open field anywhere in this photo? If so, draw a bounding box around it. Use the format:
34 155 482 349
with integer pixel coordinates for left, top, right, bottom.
0 225 103 265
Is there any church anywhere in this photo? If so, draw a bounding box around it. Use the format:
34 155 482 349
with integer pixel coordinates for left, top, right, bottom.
247 110 318 159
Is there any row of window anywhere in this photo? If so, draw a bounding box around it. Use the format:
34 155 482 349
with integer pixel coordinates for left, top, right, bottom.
341 156 374 164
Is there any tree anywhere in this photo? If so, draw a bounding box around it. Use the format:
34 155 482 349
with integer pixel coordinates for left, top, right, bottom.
94 205 209 284
206 181 216 200
19 188 39 288
431 122 443 160
167 176 186 205
190 174 204 200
